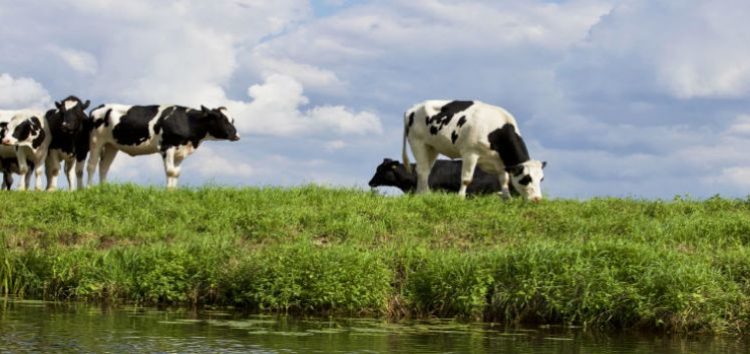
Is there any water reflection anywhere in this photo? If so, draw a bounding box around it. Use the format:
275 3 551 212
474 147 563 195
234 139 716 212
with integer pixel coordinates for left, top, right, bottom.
0 299 746 353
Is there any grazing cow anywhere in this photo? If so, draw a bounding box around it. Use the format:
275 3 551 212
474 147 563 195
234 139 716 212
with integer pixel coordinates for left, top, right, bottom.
402 100 546 200
44 96 92 191
369 158 517 196
88 104 240 188
0 110 50 190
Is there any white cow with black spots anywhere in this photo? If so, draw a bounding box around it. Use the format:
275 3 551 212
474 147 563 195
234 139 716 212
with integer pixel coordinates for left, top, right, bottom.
402 100 546 201
0 110 51 191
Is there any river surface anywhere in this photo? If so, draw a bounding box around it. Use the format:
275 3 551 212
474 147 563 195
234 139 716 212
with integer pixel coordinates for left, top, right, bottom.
0 299 746 353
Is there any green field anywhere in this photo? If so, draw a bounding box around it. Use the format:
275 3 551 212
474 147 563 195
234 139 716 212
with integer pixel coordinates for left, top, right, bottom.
2 185 750 333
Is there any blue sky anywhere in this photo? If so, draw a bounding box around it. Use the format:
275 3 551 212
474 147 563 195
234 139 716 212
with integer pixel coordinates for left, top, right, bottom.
1 0 749 198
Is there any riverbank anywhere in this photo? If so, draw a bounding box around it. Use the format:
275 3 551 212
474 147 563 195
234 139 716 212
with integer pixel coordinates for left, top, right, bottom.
2 185 750 333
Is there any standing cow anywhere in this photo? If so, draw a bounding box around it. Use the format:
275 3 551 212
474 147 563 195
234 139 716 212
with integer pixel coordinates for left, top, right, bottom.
87 104 240 189
0 110 50 190
44 96 91 191
402 100 546 200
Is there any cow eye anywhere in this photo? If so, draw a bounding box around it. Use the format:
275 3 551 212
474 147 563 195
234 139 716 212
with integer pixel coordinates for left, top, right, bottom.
519 175 532 186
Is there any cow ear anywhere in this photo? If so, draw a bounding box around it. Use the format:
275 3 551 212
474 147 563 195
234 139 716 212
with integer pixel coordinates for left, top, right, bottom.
201 105 210 114
542 161 547 169
82 100 91 110
55 101 62 110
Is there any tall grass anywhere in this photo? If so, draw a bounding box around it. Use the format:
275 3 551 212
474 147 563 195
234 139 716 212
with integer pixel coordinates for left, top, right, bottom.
1 185 750 333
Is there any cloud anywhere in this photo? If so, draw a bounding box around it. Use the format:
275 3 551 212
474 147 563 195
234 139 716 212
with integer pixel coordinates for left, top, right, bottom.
227 74 382 137
0 73 52 109
46 46 99 76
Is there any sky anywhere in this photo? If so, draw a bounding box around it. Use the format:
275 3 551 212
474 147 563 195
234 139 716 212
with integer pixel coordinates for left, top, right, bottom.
1 0 749 199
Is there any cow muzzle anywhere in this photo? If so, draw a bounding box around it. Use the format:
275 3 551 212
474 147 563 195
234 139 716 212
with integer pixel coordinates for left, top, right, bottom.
230 134 240 141
1 138 13 146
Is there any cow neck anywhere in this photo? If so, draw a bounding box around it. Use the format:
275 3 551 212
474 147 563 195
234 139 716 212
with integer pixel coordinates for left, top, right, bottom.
488 124 530 167
182 109 212 146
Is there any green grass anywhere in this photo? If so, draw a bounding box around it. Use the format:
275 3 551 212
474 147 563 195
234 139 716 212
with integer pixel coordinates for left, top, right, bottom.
2 184 750 333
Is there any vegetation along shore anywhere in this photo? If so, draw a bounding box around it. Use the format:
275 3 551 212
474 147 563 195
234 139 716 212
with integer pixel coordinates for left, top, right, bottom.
2 185 750 334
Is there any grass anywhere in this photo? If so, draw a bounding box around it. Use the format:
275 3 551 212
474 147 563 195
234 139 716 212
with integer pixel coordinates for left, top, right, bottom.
1 184 750 333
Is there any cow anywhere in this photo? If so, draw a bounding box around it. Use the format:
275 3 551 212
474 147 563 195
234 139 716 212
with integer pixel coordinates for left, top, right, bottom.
0 115 16 189
369 158 517 196
44 96 92 191
87 104 240 189
402 100 546 201
0 110 51 191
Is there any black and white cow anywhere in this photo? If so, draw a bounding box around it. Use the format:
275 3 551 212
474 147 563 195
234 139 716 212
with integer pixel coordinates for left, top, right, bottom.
88 104 240 188
402 100 546 200
44 96 91 191
369 158 515 196
0 110 50 191
0 117 18 189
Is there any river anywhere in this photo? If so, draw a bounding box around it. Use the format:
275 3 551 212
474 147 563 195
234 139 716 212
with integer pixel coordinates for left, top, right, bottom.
0 299 745 353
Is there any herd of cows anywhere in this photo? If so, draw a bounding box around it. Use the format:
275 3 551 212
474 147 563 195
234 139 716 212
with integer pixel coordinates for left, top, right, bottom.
0 97 545 200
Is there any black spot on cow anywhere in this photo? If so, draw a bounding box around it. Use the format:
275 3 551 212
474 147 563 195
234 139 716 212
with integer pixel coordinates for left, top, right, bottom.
112 106 160 146
427 100 474 133
451 130 458 144
406 112 414 137
518 175 532 186
155 105 239 152
30 117 45 149
457 116 467 127
488 123 530 168
11 116 45 149
430 126 438 135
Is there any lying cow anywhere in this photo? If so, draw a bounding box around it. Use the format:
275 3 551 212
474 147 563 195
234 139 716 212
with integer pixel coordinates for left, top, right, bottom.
369 158 517 196
88 104 240 188
44 95 92 190
0 110 51 190
402 100 546 200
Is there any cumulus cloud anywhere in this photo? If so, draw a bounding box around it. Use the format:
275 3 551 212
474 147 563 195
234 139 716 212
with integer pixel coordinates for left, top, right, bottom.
0 73 52 109
227 74 381 137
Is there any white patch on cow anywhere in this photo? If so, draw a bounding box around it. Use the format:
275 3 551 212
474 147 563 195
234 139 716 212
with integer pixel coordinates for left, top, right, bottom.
63 99 79 110
219 107 234 124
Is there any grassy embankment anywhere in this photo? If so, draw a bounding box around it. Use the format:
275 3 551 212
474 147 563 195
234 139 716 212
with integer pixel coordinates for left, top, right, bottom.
2 185 750 333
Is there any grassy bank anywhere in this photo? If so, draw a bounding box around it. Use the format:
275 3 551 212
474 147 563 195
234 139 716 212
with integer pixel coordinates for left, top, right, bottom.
2 185 750 333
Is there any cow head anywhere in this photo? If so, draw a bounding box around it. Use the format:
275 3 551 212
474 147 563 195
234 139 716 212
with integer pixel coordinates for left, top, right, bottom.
55 96 90 134
1 115 45 148
506 160 546 201
201 105 240 142
369 158 414 190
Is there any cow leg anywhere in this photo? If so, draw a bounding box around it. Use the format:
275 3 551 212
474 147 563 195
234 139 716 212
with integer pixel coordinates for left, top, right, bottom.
162 147 178 189
498 171 511 200
33 156 46 191
75 158 85 190
410 143 437 194
3 171 12 190
98 145 118 185
16 150 29 191
45 152 60 191
172 155 185 189
87 139 102 187
64 159 76 191
458 153 479 198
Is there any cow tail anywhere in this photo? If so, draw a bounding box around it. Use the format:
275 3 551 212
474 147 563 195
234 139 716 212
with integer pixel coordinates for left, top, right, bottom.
402 111 411 174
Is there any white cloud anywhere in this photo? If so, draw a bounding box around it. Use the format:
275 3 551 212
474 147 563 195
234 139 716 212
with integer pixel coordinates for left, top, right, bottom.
227 74 382 137
47 46 98 75
0 73 52 109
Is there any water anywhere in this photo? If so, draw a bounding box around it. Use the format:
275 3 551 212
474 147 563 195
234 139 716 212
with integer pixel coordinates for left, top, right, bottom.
0 300 746 353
